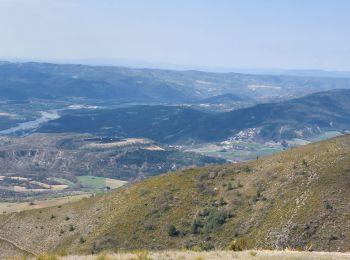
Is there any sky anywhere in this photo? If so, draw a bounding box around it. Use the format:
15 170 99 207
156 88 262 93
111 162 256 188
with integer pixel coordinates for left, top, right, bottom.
0 0 350 71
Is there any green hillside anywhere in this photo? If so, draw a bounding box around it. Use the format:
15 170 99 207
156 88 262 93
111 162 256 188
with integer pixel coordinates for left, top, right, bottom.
0 135 349 257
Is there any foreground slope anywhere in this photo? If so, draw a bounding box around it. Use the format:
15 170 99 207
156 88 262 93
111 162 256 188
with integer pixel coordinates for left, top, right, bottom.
46 251 350 260
0 135 349 257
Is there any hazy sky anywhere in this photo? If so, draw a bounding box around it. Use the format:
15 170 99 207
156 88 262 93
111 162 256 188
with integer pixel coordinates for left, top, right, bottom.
0 0 350 70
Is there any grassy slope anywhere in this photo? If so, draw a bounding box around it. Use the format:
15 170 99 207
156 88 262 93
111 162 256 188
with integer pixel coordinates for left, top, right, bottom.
0 136 349 257
50 251 350 260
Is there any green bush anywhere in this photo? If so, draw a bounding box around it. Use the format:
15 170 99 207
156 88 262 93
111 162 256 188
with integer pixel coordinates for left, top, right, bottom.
167 225 179 236
218 197 227 206
199 207 211 217
69 224 75 232
207 208 228 228
302 159 308 167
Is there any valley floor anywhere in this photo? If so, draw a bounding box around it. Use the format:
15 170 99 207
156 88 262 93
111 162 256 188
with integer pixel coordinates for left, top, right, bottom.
38 250 350 260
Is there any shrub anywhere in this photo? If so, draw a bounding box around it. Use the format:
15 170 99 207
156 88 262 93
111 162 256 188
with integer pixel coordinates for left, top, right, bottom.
218 197 227 206
191 218 203 234
167 225 179 237
324 201 333 210
201 242 214 251
244 166 252 172
197 207 231 234
227 182 234 191
69 224 75 232
191 245 202 252
80 237 86 243
302 159 308 167
199 207 211 217
253 189 262 202
56 249 68 256
227 238 248 251
207 208 229 228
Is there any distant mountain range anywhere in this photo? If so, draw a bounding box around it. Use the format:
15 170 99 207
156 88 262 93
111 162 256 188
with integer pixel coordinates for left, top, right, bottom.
3 57 350 78
39 89 350 143
1 61 350 103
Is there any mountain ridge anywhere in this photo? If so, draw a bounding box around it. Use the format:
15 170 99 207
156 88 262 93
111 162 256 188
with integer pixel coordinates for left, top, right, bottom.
1 61 350 103
39 89 350 143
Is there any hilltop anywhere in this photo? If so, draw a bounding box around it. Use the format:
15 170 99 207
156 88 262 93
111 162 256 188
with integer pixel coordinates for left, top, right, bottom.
0 135 349 257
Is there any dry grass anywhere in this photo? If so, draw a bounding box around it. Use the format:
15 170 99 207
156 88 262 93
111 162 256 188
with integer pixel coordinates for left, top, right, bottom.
37 250 350 260
105 178 128 189
0 194 89 214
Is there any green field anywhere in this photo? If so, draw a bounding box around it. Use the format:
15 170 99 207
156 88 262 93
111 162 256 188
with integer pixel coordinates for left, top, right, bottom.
77 176 127 192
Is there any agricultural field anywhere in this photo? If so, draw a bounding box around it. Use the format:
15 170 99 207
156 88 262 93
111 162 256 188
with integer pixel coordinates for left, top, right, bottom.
0 175 127 215
0 175 127 214
0 194 89 214
0 133 223 200
77 176 127 192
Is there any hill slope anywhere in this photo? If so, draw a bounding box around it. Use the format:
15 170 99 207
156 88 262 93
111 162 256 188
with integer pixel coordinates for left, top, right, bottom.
0 135 349 257
39 89 350 143
0 133 224 183
196 93 244 104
